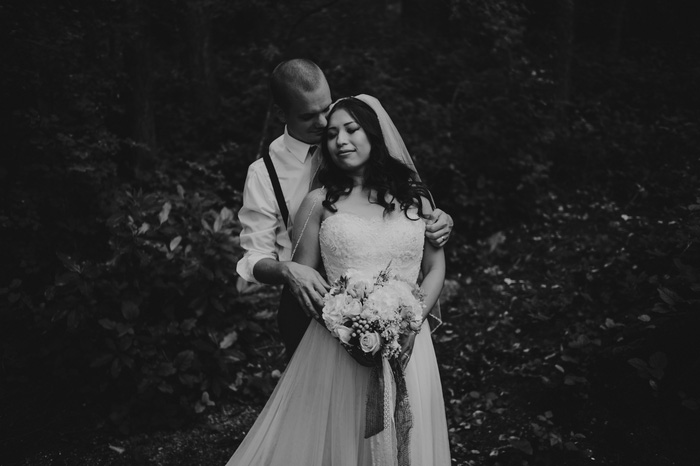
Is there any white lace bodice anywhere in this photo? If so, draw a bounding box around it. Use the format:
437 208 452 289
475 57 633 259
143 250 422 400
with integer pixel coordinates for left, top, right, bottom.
319 211 425 284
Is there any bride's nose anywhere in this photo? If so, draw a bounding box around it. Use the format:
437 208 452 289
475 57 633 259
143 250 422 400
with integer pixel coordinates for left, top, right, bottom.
336 131 348 146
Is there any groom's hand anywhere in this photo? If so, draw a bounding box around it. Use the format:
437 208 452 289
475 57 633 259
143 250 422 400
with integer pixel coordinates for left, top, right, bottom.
284 262 329 319
425 208 454 248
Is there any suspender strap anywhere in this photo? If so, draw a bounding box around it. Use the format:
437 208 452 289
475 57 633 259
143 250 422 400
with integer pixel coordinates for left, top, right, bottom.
262 152 289 228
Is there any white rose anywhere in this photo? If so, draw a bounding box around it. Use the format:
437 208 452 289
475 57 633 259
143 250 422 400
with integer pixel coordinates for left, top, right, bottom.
335 325 353 344
360 305 376 321
348 280 374 300
400 299 423 320
359 332 381 355
322 294 348 330
365 288 400 320
345 299 362 317
409 318 423 332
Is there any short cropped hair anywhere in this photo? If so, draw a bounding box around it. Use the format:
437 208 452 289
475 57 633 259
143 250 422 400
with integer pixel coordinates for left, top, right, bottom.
270 59 325 112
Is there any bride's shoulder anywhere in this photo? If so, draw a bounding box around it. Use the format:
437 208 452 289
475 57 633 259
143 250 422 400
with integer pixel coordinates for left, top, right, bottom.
295 188 326 225
306 187 326 201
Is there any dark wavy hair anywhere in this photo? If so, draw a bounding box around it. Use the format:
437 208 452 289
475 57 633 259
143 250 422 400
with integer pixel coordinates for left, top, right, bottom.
318 97 432 220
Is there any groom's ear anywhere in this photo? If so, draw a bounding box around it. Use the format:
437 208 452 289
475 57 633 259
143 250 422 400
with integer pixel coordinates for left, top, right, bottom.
273 104 287 124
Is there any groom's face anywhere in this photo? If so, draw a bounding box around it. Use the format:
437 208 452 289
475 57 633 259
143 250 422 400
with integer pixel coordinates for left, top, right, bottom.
283 79 332 145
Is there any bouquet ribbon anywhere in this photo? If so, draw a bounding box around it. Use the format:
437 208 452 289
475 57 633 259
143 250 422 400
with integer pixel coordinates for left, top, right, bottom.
365 357 413 466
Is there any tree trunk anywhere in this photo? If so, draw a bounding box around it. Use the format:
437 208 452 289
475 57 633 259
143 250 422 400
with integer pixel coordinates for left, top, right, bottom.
123 0 156 179
184 0 219 119
555 0 575 104
608 0 626 60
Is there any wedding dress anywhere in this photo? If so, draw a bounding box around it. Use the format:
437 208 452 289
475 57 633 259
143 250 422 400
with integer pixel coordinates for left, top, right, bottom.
225 210 451 466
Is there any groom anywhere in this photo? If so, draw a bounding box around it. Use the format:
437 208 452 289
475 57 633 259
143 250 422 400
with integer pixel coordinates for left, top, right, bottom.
236 59 453 350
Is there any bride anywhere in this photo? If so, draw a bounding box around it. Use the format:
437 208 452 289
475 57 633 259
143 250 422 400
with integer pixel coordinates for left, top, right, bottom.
225 95 450 465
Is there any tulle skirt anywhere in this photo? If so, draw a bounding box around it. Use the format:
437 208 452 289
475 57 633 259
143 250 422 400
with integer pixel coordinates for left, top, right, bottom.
225 319 451 466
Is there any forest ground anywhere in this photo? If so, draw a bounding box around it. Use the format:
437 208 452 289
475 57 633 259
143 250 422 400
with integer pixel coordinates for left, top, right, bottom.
3 155 699 466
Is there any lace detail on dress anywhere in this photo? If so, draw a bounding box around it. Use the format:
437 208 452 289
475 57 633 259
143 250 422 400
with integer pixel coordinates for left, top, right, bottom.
320 211 425 284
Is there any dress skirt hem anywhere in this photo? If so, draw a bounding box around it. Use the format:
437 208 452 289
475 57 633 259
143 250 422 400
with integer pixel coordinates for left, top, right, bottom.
225 319 451 466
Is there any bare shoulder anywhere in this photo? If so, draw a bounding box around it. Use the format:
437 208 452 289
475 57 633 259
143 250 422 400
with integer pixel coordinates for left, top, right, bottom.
295 188 326 225
306 187 326 203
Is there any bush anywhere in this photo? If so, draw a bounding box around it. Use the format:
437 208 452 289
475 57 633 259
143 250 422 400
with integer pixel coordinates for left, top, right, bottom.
0 151 290 432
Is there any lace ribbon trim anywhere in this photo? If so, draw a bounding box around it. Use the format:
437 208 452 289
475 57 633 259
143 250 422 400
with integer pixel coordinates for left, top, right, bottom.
365 358 413 466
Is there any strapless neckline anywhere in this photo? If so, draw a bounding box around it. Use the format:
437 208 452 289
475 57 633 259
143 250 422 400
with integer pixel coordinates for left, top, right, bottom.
319 209 425 284
321 211 394 229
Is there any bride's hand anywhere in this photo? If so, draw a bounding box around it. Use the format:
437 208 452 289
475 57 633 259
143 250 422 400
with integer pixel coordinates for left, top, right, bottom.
425 208 454 248
398 332 417 371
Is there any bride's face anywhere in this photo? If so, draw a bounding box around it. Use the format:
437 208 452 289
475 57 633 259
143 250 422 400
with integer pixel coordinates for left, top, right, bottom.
326 109 372 175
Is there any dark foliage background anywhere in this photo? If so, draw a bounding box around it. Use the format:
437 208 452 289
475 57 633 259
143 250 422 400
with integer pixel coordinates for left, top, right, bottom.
1 0 699 464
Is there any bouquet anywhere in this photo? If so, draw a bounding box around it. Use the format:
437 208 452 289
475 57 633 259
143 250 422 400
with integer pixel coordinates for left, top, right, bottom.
320 264 426 464
320 264 425 367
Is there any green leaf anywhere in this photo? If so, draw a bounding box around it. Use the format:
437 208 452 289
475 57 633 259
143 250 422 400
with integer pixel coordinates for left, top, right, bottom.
90 353 114 367
649 352 667 371
252 310 275 320
682 399 699 410
175 350 195 371
159 202 172 225
56 252 81 273
170 236 182 251
194 401 205 414
97 319 117 330
121 301 140 320
508 437 533 455
157 362 176 377
179 373 199 388
219 331 238 349
246 321 264 334
55 271 79 286
220 207 234 222
116 323 133 337
180 318 197 333
108 445 125 454
629 358 652 379
628 358 648 370
658 287 681 306
110 358 122 378
158 382 174 394
67 310 79 330
210 297 225 312
120 355 134 369
201 219 212 232
202 391 215 406
224 349 246 363
604 318 623 328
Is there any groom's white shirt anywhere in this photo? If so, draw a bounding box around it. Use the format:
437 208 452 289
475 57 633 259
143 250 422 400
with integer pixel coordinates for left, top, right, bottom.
236 127 320 286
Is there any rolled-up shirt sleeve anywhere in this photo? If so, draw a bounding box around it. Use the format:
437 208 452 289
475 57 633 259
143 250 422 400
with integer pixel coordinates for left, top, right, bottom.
236 163 284 285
